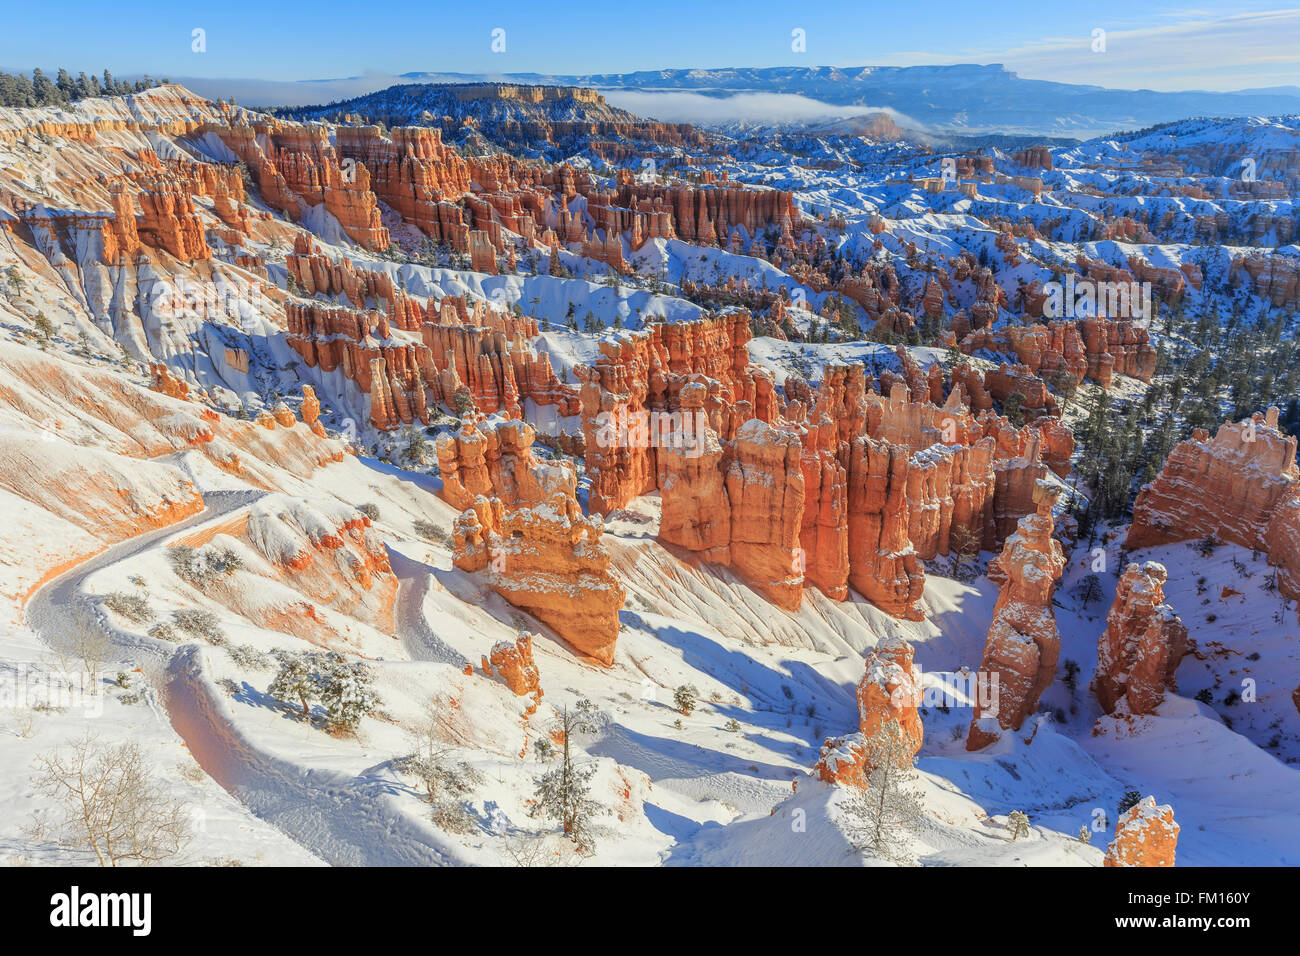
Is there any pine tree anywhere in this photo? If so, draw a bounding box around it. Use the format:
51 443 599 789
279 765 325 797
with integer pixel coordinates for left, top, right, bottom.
837 720 926 864
1008 810 1031 840
268 653 322 718
531 699 605 853
319 653 379 734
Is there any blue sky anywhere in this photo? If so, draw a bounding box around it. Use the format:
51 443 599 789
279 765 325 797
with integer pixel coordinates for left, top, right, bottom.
1 1 1297 95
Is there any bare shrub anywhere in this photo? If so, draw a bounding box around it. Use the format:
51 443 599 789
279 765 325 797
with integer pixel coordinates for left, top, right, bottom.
30 735 193 866
168 545 244 587
103 591 154 624
171 608 224 645
48 610 111 681
393 701 483 832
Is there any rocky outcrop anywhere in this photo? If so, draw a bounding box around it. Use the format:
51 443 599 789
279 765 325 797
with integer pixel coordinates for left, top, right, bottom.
300 385 326 438
1230 253 1300 310
1265 492 1300 613
218 120 390 250
242 494 395 632
846 437 925 620
815 636 923 785
1013 146 1054 171
435 416 575 512
798 414 849 601
1104 797 1179 867
579 334 657 514
656 382 731 555
813 733 875 788
1080 318 1157 386
133 182 211 261
287 236 395 308
452 493 625 665
1127 408 1298 553
483 632 542 705
579 315 753 515
967 481 1066 749
857 636 924 757
724 419 806 611
959 322 1086 389
1095 562 1190 715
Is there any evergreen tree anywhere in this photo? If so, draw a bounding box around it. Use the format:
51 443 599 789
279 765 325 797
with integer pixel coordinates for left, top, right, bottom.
531 699 605 853
837 720 926 864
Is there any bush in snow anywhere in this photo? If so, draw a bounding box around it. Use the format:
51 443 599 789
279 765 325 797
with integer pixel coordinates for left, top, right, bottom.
103 591 154 624
319 654 379 734
1117 789 1142 817
394 701 483 832
171 608 225 644
30 735 193 866
226 644 273 671
1078 826 1091 844
430 799 478 834
146 621 176 642
413 519 447 544
673 684 698 716
168 545 244 587
1007 810 1031 841
357 503 380 521
724 718 742 733
49 610 111 682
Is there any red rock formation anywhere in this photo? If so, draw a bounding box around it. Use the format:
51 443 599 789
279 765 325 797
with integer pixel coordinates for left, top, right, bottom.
1080 317 1157 386
967 481 1066 749
959 321 1087 389
579 334 657 514
1104 797 1179 867
435 416 575 511
136 183 211 261
300 385 326 438
468 230 497 273
1013 146 1054 171
857 636 924 757
218 120 390 250
815 636 924 785
1265 492 1300 614
452 493 625 665
1094 562 1190 715
238 495 396 632
287 236 395 308
149 363 190 400
984 363 1059 418
656 382 731 556
813 733 875 788
798 414 849 601
1230 254 1300 310
846 437 925 620
484 632 542 704
1127 408 1298 552
579 315 753 514
724 419 806 610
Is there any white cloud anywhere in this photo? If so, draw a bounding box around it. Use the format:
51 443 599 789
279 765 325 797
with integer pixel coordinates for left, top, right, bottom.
600 90 917 128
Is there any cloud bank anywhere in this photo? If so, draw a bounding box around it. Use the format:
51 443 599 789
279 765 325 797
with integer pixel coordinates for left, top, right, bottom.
600 90 916 128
